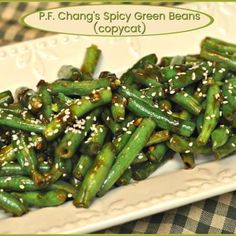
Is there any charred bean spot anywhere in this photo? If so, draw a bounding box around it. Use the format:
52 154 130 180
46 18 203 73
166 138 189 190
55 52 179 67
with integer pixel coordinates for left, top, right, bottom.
89 92 101 102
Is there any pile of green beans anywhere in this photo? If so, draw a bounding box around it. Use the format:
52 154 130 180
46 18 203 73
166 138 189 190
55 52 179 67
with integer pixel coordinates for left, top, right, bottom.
0 38 236 216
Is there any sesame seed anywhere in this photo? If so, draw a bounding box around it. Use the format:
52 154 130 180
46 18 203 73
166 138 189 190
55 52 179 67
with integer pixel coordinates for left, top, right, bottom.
19 185 25 189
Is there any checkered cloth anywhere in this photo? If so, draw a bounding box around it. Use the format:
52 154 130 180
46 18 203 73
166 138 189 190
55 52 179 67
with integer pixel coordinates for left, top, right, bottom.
1 2 236 234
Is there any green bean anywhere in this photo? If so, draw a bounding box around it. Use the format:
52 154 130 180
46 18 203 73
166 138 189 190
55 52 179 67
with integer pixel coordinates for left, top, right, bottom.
167 134 212 155
127 97 195 137
52 93 73 112
98 71 121 89
116 168 132 186
172 110 192 121
54 155 72 178
132 152 148 165
98 118 156 196
111 94 126 122
44 88 112 141
12 134 47 186
73 155 94 181
168 62 212 90
196 112 204 134
55 109 100 159
160 66 178 82
214 135 236 160
197 84 220 145
112 118 137 154
13 190 67 208
0 103 25 116
16 87 43 113
73 143 115 208
80 124 108 156
48 181 77 197
141 86 165 100
81 44 101 75
180 153 195 169
0 144 16 166
0 191 28 216
200 48 236 71
145 130 170 147
118 85 153 105
69 176 81 189
0 163 51 177
212 63 228 81
0 176 42 191
131 53 157 70
158 99 172 112
120 70 135 86
132 161 159 180
222 103 236 124
170 55 185 65
147 143 168 163
132 67 162 88
221 77 236 122
37 80 53 120
202 37 236 55
57 65 82 81
159 57 173 67
184 84 196 96
0 90 13 106
0 111 45 133
29 134 46 151
47 79 109 96
101 108 121 134
211 126 231 150
185 54 201 65
132 150 174 180
193 82 208 103
170 91 202 115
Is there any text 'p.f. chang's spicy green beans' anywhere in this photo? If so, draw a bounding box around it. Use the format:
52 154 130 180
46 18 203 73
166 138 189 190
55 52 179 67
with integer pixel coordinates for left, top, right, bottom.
0 37 236 216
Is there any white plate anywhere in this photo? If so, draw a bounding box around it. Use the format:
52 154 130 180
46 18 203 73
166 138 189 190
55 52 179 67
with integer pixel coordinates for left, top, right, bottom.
0 2 236 233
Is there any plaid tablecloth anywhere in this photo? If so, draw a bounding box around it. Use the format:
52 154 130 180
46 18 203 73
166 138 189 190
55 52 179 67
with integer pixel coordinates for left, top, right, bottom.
1 2 236 234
